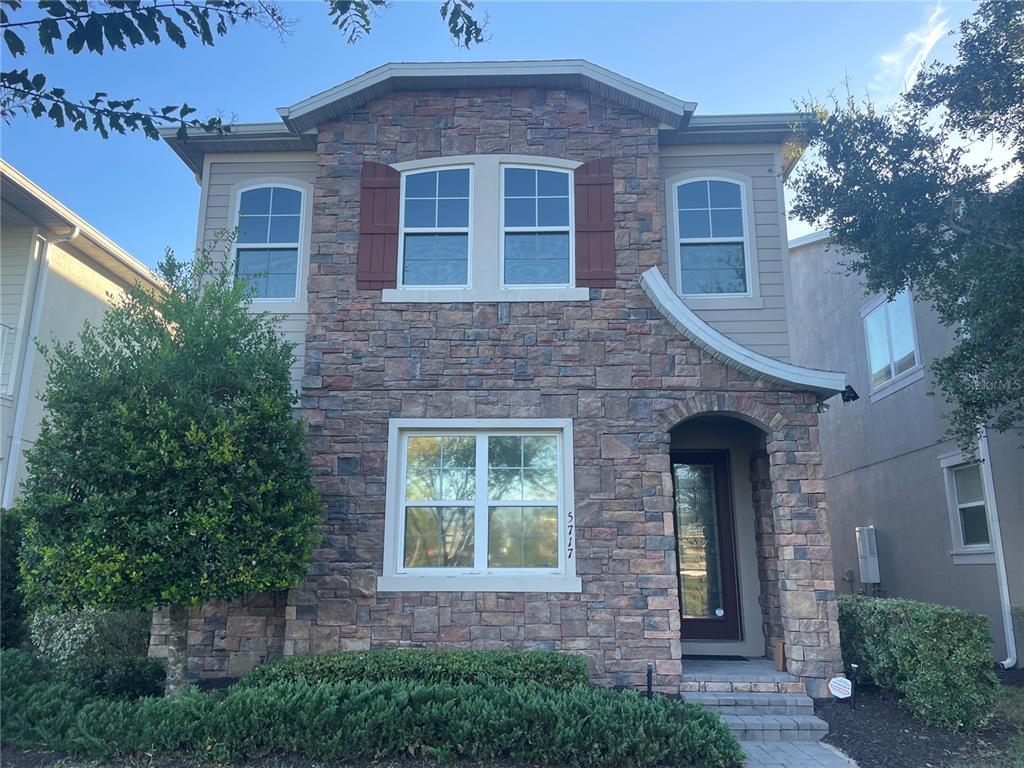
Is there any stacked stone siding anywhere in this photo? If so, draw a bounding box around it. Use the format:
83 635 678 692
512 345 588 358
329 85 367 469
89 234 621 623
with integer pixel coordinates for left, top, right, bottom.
153 85 843 695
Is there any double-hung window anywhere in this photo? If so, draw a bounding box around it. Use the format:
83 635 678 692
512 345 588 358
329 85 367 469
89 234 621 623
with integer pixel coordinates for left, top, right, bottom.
381 418 580 593
235 186 303 300
502 167 572 286
862 291 919 390
400 167 471 287
384 156 589 302
941 454 994 563
674 178 749 296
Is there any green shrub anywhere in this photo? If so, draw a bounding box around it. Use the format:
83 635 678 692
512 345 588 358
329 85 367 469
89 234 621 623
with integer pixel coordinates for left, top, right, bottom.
29 608 150 665
838 595 999 729
1 509 27 648
62 655 166 699
238 648 591 691
0 649 743 767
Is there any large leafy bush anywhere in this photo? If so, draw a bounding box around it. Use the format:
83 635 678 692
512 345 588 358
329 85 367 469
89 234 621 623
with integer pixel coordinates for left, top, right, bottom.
0 649 743 767
238 648 590 690
15 251 321 694
838 595 999 729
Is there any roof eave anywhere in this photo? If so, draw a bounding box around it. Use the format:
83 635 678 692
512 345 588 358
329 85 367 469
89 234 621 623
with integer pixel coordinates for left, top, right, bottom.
280 60 697 134
1 160 162 291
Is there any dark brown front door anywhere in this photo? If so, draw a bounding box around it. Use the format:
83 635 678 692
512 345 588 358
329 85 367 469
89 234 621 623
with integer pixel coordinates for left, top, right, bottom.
671 450 741 641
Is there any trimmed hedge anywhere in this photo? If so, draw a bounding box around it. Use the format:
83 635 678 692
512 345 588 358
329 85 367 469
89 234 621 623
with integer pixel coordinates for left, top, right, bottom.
0 649 743 767
838 595 999 729
238 648 590 690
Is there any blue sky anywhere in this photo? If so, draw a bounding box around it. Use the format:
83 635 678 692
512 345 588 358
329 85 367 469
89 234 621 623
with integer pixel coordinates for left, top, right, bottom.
2 0 973 268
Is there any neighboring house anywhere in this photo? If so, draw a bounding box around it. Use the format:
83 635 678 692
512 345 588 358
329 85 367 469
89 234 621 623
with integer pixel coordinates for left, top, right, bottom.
0 160 161 507
788 230 1022 667
153 60 850 699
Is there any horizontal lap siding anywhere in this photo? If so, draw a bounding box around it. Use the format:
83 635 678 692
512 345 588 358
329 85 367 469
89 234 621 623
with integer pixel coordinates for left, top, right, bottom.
660 148 791 360
201 159 317 391
1 226 33 386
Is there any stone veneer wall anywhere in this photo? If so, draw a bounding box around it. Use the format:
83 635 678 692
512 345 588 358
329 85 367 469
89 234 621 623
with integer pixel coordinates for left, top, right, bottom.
152 86 843 694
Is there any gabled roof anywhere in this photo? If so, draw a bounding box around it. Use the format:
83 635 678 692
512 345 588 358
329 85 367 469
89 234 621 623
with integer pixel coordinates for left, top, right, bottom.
161 60 809 176
1 160 161 290
640 267 846 397
278 60 698 134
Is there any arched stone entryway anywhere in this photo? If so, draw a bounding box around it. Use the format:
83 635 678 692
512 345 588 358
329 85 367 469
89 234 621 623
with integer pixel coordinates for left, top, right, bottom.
660 392 844 697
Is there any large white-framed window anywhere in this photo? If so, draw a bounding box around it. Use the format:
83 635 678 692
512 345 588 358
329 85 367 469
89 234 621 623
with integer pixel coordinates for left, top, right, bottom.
940 452 994 564
398 166 472 289
379 418 581 593
673 177 752 298
500 166 573 288
232 183 307 303
861 291 923 401
383 155 589 304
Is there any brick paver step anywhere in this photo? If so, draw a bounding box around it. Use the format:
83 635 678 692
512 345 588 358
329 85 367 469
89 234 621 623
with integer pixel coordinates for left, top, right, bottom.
684 691 816 715
722 714 829 742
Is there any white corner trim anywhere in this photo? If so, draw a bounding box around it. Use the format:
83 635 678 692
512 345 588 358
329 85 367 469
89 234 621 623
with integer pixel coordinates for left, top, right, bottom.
639 267 846 396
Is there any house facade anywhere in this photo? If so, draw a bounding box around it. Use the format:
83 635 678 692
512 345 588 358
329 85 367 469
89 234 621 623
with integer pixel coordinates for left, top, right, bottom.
1 160 161 508
789 231 1022 667
154 61 848 697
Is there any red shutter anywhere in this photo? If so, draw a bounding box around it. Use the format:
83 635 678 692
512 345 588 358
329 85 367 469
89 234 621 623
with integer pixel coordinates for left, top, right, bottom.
357 161 400 290
574 158 616 288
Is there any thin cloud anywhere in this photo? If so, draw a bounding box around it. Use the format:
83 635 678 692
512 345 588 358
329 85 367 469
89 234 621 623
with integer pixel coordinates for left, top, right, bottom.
870 3 948 104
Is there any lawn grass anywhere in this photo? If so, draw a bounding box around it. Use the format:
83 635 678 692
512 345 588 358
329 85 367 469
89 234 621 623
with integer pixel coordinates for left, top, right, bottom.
951 686 1024 768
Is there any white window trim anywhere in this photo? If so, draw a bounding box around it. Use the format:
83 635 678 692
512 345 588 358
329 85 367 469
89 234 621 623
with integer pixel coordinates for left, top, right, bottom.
379 417 581 593
227 179 312 313
665 171 762 309
939 450 995 565
860 291 923 402
499 164 574 290
382 155 589 304
397 164 474 291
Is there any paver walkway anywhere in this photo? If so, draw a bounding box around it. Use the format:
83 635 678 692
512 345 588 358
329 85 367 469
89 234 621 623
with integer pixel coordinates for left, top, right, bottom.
742 741 858 767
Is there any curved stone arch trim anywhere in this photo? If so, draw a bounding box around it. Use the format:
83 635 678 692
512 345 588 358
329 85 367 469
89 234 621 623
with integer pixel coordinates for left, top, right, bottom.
660 394 788 438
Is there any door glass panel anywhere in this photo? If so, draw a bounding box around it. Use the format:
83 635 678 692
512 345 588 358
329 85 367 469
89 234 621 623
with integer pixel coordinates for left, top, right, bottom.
673 463 723 619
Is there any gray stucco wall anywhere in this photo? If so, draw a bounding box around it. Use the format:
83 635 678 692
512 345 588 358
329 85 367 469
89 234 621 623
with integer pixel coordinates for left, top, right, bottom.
789 236 1023 662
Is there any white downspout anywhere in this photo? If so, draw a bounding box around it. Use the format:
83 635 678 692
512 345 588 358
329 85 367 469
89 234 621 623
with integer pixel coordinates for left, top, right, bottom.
979 427 1017 669
1 225 79 508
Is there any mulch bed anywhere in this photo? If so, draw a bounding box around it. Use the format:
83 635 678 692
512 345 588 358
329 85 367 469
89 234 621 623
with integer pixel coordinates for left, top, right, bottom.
815 668 1023 768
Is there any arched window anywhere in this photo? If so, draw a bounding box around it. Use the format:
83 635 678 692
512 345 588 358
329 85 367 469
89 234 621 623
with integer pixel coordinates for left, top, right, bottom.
674 178 749 296
234 185 303 299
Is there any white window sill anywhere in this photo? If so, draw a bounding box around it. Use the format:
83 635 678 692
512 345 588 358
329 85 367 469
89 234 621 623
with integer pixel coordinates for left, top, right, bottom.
381 287 591 304
250 298 308 314
377 573 582 593
680 294 763 310
869 365 925 403
950 549 995 565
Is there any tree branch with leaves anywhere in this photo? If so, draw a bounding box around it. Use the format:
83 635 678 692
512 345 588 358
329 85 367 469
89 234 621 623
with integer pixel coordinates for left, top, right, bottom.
789 0 1023 450
1 0 485 139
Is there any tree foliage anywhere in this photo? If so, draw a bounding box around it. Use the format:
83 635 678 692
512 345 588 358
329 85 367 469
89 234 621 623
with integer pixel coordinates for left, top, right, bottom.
789 0 1024 449
0 0 485 139
17 250 321 612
